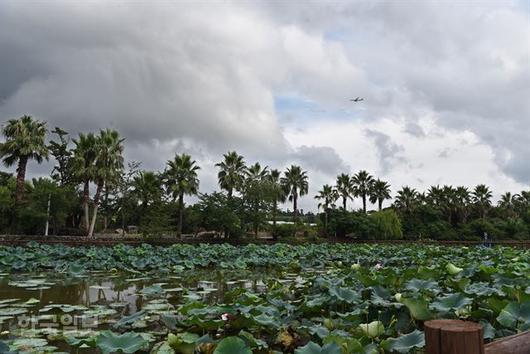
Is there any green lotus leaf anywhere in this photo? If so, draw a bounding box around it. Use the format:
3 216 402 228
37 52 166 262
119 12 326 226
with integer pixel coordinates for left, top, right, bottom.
113 309 147 329
138 284 165 296
401 297 433 320
405 279 440 293
168 332 199 354
12 338 48 349
496 301 530 330
323 335 363 353
329 286 361 304
464 282 504 297
382 330 425 353
294 341 341 354
446 263 463 275
151 341 174 354
95 331 148 354
431 293 473 314
239 330 268 350
213 336 252 354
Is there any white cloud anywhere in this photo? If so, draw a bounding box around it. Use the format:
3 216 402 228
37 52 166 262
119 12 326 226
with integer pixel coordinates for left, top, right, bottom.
0 0 528 212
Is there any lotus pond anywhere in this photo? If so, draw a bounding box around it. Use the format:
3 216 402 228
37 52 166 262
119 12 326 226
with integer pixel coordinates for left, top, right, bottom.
0 243 528 353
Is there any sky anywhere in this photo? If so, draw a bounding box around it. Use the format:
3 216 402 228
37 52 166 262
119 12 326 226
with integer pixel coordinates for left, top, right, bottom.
0 0 529 212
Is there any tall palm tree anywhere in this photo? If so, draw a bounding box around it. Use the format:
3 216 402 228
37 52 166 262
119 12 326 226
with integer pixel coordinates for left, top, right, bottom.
164 153 200 237
88 129 124 237
267 169 286 239
426 185 444 209
73 133 98 231
515 191 530 216
498 192 519 218
315 184 338 231
369 179 391 211
454 186 471 224
336 173 354 210
352 170 374 213
393 186 419 214
215 151 246 198
281 165 309 222
132 171 162 209
442 185 457 224
0 115 49 206
246 162 269 182
244 162 269 237
472 184 492 220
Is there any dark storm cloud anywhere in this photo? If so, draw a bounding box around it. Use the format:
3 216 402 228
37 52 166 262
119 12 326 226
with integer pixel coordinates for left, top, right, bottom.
0 0 528 193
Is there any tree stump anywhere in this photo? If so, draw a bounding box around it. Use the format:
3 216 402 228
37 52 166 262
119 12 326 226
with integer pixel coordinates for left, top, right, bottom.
425 319 484 354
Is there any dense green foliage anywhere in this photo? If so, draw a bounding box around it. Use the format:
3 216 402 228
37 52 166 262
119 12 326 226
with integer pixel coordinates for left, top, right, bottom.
0 243 528 353
1 115 530 240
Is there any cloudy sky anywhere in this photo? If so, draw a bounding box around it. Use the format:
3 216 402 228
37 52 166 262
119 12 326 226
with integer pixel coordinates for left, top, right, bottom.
1 0 529 211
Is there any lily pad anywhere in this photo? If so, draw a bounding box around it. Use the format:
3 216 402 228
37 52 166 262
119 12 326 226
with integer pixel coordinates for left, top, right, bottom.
382 330 425 353
294 341 341 354
96 331 148 354
496 301 530 330
213 336 252 354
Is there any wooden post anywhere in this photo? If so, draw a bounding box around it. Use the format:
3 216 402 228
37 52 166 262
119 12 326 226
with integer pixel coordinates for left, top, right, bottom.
425 319 484 354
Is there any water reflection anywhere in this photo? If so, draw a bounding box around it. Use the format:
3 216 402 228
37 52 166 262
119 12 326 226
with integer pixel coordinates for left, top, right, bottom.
0 268 294 332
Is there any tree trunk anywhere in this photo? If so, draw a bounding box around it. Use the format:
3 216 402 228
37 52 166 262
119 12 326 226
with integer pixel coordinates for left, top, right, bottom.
378 198 383 211
343 197 347 210
82 179 90 231
178 192 184 238
103 184 109 231
272 200 278 241
324 209 328 234
15 156 28 206
362 194 367 213
293 195 298 222
88 179 104 237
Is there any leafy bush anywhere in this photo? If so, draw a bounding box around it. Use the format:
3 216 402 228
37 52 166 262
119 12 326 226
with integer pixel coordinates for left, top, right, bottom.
273 223 297 238
369 210 403 239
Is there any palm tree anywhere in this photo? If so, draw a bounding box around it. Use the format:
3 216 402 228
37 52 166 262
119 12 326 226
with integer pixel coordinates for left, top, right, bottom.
442 185 456 224
73 133 98 231
215 151 246 198
426 185 444 210
164 153 200 237
427 185 455 223
315 184 338 232
472 184 492 219
498 192 519 218
352 170 374 213
267 169 286 239
281 165 309 222
515 191 530 216
244 162 269 237
454 186 471 224
393 186 419 214
0 115 49 206
336 173 354 210
369 179 391 211
88 129 124 237
132 171 162 209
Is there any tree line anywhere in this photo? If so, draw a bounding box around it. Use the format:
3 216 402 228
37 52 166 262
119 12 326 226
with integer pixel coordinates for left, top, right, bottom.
1 115 529 240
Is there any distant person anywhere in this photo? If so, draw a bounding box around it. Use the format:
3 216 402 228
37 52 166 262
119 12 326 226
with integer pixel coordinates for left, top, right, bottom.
483 232 490 247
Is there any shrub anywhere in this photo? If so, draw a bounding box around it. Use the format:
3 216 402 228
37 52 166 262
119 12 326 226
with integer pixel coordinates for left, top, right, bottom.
273 223 297 238
369 210 403 239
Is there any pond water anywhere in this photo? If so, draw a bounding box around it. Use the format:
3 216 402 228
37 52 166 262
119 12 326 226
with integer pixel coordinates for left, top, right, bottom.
0 269 316 353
